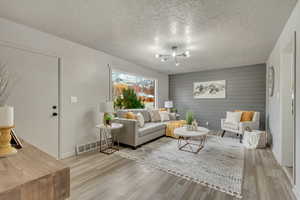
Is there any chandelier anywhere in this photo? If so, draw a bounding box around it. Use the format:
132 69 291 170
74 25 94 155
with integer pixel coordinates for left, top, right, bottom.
155 46 190 66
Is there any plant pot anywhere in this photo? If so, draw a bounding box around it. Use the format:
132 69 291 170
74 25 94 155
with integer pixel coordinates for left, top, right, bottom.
186 125 194 131
106 120 111 126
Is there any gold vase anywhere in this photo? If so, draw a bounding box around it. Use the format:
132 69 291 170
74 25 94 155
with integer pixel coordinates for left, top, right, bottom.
0 126 17 157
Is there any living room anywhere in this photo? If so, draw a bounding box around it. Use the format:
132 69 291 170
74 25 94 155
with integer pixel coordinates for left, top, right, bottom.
0 0 299 200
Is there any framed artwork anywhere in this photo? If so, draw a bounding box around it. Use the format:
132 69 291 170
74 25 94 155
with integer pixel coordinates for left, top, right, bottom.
10 129 23 149
193 80 226 99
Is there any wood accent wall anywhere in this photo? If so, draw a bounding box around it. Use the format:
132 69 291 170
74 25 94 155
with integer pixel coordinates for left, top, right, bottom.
169 64 266 130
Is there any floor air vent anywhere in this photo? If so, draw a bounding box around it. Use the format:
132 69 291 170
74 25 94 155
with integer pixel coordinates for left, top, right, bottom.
76 141 101 155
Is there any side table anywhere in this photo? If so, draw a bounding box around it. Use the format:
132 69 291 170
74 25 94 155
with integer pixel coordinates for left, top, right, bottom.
96 123 123 154
243 130 267 149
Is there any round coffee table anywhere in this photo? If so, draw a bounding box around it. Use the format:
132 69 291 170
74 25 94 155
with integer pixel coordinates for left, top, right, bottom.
174 126 209 154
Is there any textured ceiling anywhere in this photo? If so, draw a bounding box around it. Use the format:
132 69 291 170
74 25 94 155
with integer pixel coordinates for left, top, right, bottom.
0 0 297 74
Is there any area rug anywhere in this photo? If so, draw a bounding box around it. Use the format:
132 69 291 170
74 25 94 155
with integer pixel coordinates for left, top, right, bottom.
116 135 244 198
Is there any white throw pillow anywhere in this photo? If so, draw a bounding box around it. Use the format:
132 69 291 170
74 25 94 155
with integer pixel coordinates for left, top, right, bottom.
159 111 170 122
148 109 161 122
136 113 145 128
225 112 242 124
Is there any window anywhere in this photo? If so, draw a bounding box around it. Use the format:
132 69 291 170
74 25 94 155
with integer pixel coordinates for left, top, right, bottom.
112 71 156 109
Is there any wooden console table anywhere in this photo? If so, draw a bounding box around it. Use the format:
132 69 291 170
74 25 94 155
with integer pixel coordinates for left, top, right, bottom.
0 140 70 200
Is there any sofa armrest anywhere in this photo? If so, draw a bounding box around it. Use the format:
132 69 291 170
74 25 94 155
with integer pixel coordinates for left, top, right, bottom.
113 118 138 147
221 118 226 129
239 121 260 133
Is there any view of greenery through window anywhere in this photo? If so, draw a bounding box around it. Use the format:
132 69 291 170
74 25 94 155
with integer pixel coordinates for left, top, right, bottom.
112 71 156 109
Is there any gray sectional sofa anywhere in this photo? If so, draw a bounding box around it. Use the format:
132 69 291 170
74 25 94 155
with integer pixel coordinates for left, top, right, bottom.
113 109 168 149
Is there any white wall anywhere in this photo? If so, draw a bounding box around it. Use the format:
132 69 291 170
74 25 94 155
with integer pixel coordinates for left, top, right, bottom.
0 17 169 158
267 1 300 197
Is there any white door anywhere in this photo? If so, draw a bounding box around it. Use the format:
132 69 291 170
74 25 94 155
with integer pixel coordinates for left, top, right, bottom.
0 44 59 158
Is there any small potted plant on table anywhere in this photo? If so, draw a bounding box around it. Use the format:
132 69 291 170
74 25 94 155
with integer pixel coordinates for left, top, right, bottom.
186 112 194 131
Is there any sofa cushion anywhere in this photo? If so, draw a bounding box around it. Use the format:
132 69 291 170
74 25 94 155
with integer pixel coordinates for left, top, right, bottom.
138 122 166 137
117 109 151 122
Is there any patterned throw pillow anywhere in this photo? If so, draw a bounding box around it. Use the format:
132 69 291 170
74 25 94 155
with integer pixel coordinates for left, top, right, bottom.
148 109 161 122
136 113 145 128
159 111 170 122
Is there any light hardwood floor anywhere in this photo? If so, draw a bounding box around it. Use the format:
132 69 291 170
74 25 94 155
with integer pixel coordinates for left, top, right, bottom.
63 143 296 200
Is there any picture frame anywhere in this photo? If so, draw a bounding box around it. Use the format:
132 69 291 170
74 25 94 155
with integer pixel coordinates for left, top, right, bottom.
193 80 226 99
10 129 23 149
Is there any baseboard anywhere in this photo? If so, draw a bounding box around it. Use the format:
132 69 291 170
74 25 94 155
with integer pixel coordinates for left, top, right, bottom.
271 147 282 165
60 151 75 159
293 186 300 200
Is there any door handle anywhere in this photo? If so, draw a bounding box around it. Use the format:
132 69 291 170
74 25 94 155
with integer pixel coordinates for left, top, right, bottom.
52 112 58 117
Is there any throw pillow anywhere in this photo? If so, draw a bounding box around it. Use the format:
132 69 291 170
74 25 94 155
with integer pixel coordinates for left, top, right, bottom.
235 110 255 122
225 111 242 124
159 111 170 122
169 113 176 120
125 112 137 120
136 113 145 127
148 109 161 122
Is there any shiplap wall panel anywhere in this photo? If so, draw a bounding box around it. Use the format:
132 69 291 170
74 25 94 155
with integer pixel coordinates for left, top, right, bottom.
169 64 266 130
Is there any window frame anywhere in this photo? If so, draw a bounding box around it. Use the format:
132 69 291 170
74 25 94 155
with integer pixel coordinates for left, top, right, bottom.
111 69 158 109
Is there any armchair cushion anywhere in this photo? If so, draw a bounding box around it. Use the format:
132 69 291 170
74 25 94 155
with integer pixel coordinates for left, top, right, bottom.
223 121 239 130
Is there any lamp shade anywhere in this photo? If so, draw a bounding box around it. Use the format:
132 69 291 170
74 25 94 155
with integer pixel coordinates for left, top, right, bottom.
99 101 114 113
164 101 173 108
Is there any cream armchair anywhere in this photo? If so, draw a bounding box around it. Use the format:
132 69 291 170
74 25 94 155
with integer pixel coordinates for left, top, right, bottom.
221 112 260 143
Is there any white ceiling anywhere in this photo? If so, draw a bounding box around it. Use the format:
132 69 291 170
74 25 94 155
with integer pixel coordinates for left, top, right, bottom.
0 0 297 74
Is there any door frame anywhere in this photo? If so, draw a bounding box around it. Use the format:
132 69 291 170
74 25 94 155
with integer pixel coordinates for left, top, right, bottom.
0 40 63 159
293 31 297 185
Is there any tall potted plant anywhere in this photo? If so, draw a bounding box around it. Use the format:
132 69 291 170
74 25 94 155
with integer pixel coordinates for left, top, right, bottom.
114 88 145 109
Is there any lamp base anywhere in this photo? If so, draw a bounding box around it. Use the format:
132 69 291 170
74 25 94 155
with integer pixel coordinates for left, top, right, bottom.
0 126 17 157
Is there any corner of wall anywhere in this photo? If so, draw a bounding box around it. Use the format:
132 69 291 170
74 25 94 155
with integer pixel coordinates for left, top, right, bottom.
293 186 300 200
